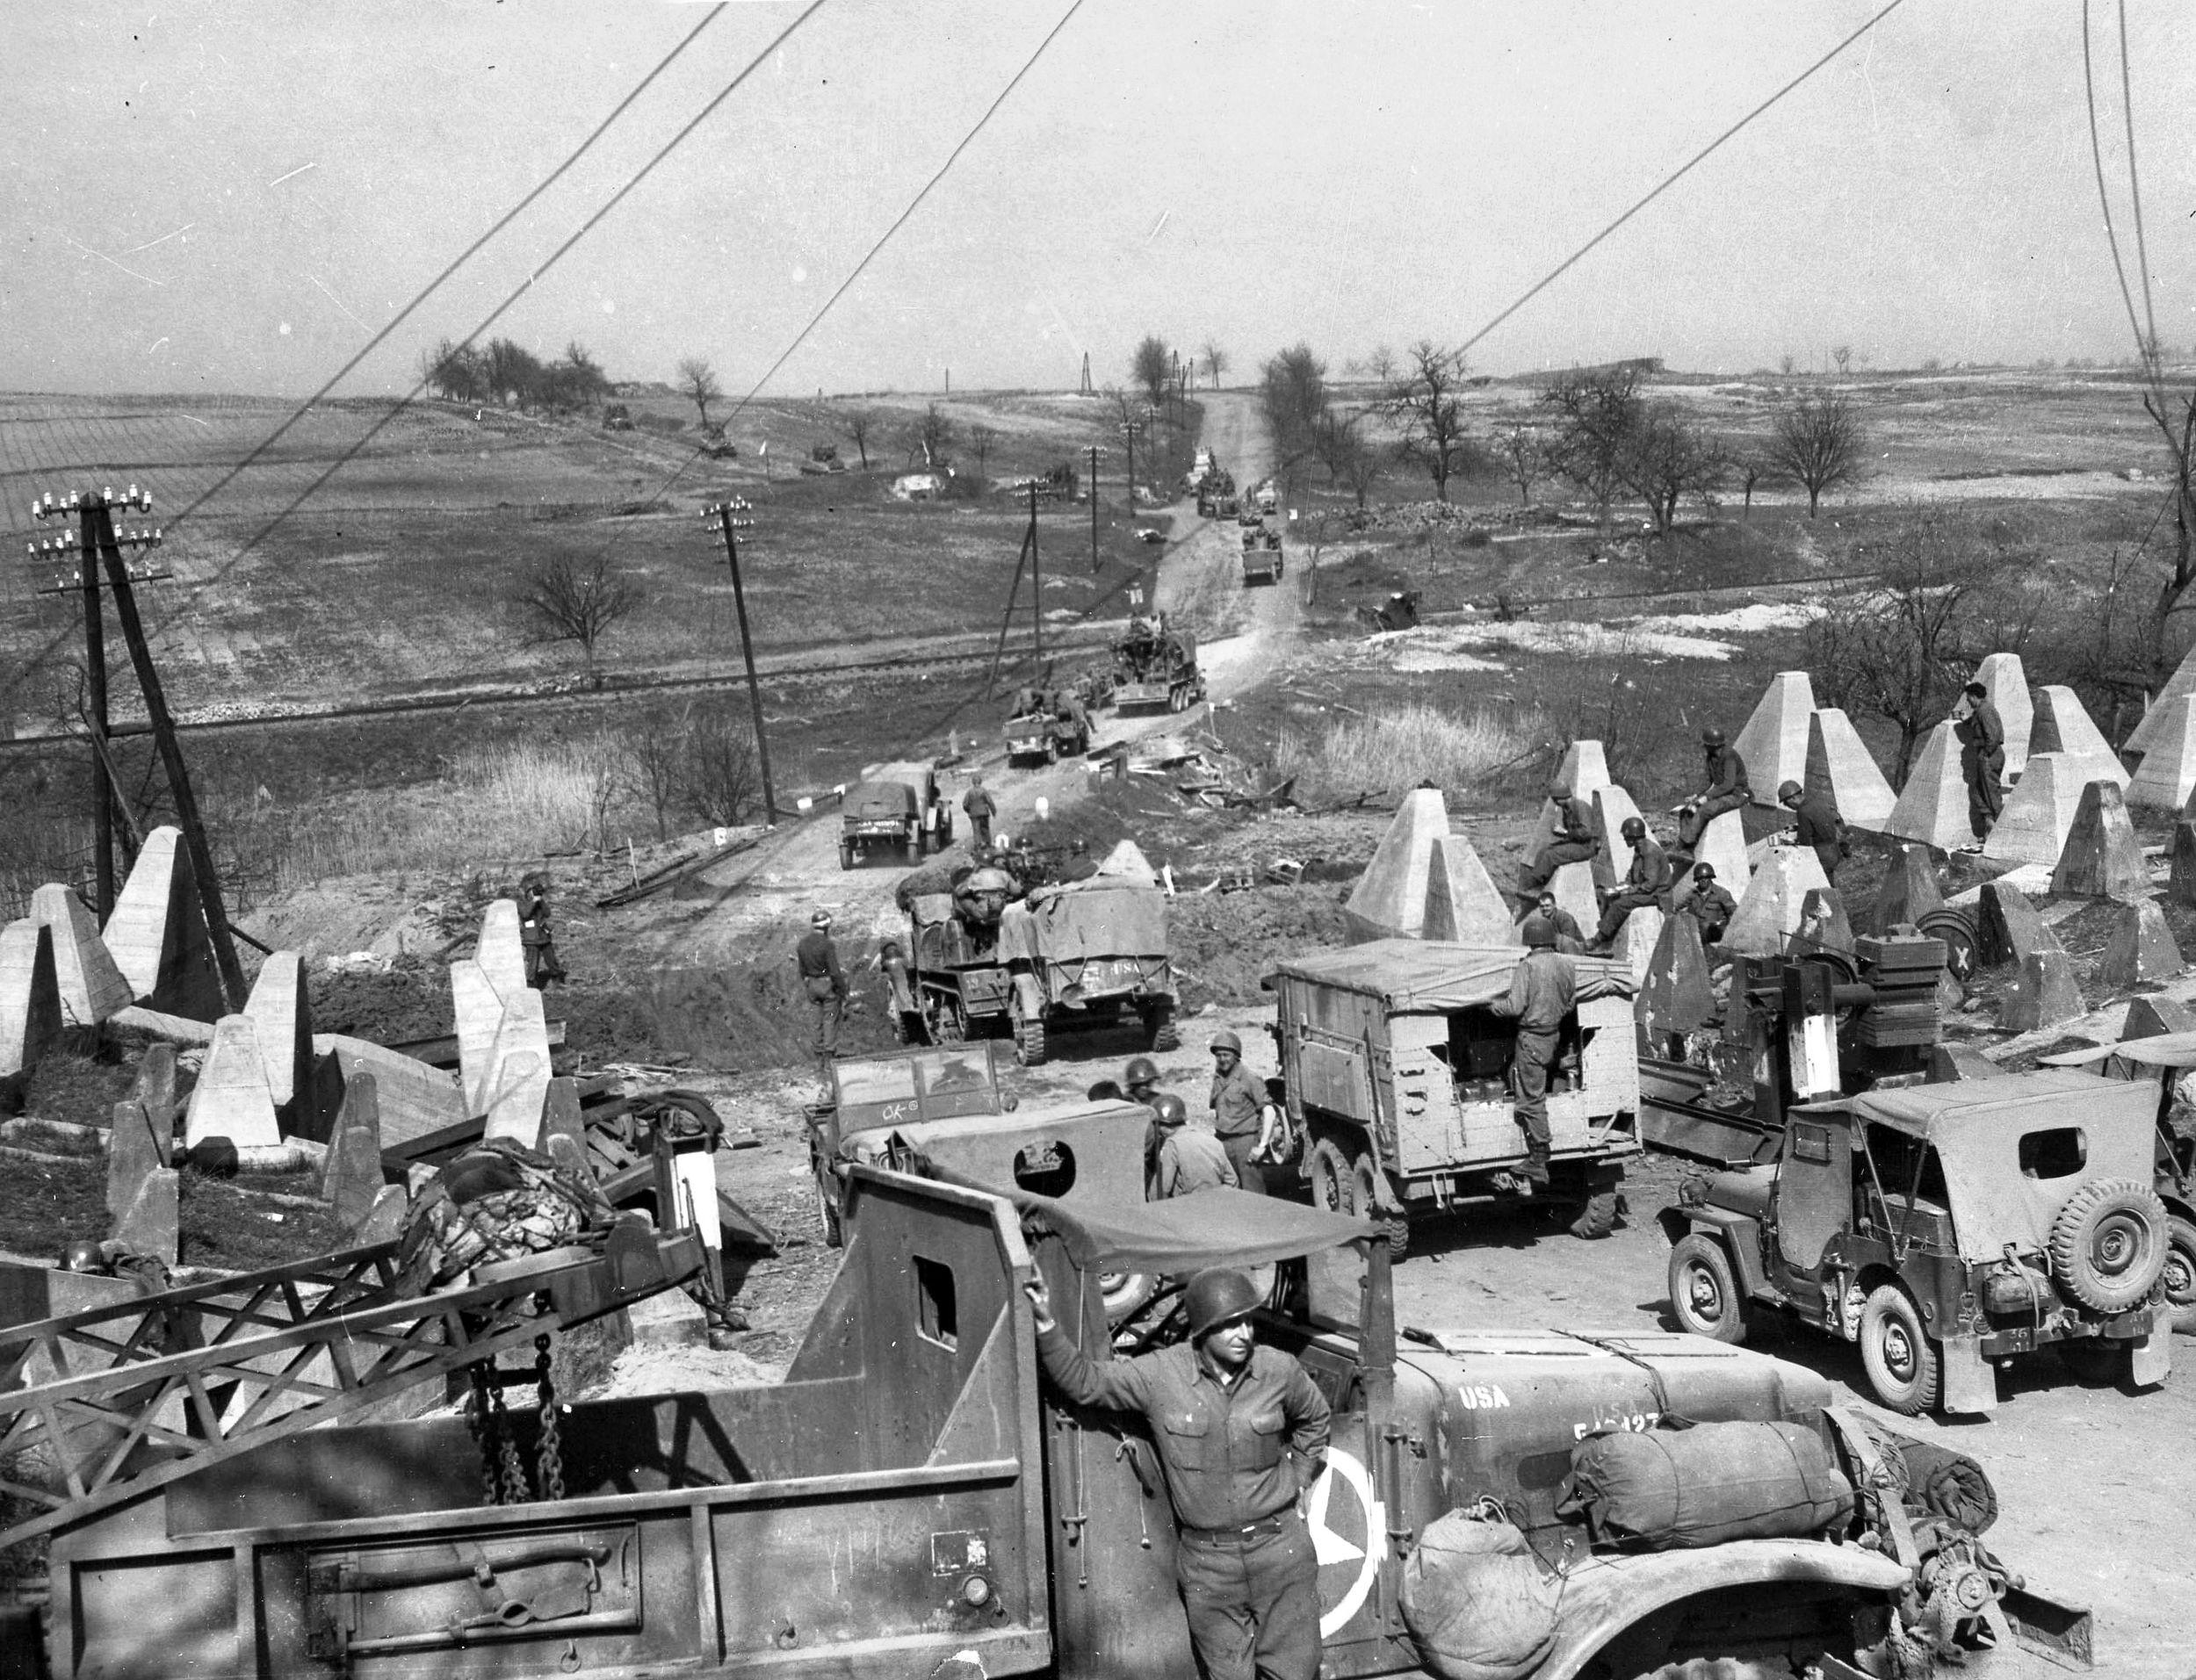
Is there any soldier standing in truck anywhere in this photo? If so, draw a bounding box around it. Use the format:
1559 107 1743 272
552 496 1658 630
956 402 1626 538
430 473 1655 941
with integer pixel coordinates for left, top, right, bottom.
1024 1265 1331 1680
1487 915 1573 1189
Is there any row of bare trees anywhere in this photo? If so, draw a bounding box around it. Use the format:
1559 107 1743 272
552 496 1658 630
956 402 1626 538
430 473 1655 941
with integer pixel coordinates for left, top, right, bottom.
423 338 610 410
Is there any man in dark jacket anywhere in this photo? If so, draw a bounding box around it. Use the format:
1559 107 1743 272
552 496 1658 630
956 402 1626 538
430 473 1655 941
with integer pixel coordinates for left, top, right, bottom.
1780 780 1848 884
1677 728 1749 851
1534 890 1587 954
1025 1266 1330 1680
1593 815 1670 947
1488 917 1576 1187
1680 862 1737 948
962 775 998 851
1953 680 2005 847
795 909 849 1083
1516 783 1600 905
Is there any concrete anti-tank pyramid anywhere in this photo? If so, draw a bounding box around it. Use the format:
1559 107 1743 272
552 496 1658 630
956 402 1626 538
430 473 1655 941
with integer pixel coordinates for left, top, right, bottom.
1638 912 1716 1038
184 1015 283 1152
1614 905 1665 988
2124 694 2196 811
1548 861 1599 941
102 826 226 1021
1731 672 1816 808
1983 753 2084 869
1882 723 1971 852
1421 834 1518 946
1591 785 1644 892
0 919 62 1079
1522 741 1613 870
30 883 133 1027
2127 641 2196 757
1804 710 1896 830
2097 899 2181 989
2050 780 2151 900
1973 653 2034 777
476 899 530 1001
1671 809 1750 908
242 951 321 1140
1345 789 1448 942
1720 843 1834 958
1867 845 1945 936
2030 686 2128 791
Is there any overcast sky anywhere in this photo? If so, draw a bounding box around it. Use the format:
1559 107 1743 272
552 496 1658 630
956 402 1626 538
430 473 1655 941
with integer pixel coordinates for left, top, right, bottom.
7 0 2192 400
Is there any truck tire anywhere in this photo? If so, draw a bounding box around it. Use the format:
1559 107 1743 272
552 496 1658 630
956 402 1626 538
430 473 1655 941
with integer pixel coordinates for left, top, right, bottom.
839 842 855 871
1100 1272 1158 1323
2048 1178 2168 1313
903 835 920 865
816 1173 843 1249
1311 1139 1354 1217
1860 1284 1941 1416
1570 1189 1621 1240
1351 1155 1407 1258
1144 1003 1179 1052
1667 1235 1749 1345
1012 1008 1047 1067
2163 1213 2196 1334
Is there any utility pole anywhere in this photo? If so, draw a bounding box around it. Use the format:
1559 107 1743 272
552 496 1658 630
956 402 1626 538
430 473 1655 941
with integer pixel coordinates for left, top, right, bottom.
30 485 246 1006
1079 351 1093 396
1027 479 1043 673
1118 415 1145 519
1084 443 1107 574
701 498 777 826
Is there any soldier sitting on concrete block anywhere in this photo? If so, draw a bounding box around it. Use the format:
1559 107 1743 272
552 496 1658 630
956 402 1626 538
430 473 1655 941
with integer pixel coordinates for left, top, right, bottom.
1677 728 1750 853
1517 783 1599 906
1591 816 1670 950
1680 861 1737 948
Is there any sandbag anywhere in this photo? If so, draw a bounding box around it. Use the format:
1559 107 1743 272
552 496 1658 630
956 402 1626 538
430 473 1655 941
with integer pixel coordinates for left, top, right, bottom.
1398 1507 1561 1680
1558 1420 1853 1550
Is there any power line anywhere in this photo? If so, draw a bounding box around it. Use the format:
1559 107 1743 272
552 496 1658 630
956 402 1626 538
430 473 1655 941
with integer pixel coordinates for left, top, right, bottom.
2115 0 2161 371
1457 0 1907 362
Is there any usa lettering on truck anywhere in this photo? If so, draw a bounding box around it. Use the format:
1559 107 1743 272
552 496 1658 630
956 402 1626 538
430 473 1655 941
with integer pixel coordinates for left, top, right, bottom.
1453 1384 1511 1410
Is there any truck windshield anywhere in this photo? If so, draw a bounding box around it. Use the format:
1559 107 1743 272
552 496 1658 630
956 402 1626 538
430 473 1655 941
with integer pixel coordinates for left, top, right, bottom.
837 1060 920 1109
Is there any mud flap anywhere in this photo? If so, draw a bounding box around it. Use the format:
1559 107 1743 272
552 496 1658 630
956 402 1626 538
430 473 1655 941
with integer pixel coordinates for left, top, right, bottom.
1012 973 1047 1019
1939 1334 1996 1416
2128 1322 2171 1390
1997 1583 2096 1670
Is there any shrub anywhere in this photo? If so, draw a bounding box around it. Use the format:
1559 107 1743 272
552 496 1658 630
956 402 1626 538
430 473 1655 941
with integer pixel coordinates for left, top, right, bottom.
1273 703 1545 804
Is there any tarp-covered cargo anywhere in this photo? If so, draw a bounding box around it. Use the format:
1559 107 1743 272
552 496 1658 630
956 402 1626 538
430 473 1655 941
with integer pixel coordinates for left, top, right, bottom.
997 878 1170 966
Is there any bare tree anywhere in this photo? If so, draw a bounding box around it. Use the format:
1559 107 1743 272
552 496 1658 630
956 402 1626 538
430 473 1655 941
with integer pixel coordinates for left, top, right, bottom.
628 713 687 841
1542 368 1642 532
1779 354 1798 378
520 554 643 682
967 423 998 484
422 338 484 402
1260 343 1330 491
1768 389 1867 517
682 704 760 826
1315 410 1385 509
907 401 956 470
1362 345 1398 386
1496 425 1549 506
1831 344 1854 376
1380 341 1475 501
843 407 877 472
2140 384 2196 678
1201 339 1229 391
1132 336 1173 410
1730 450 1771 517
1621 404 1723 537
676 357 723 430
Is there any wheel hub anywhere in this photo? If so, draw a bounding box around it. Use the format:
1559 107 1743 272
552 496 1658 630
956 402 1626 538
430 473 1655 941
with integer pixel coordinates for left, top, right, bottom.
1881 1322 1917 1381
1687 1267 1723 1319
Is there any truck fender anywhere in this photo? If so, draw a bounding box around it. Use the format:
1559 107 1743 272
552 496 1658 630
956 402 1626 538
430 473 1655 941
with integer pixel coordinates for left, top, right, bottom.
1530 1540 1912 1680
1657 1207 1768 1300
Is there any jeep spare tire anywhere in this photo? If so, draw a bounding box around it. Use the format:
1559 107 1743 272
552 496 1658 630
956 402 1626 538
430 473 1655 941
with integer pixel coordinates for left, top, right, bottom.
2047 1178 2169 1314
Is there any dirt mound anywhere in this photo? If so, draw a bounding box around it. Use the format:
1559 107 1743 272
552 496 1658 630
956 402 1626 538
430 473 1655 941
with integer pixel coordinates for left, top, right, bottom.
1169 884 1352 1007
639 960 896 1073
309 955 453 1045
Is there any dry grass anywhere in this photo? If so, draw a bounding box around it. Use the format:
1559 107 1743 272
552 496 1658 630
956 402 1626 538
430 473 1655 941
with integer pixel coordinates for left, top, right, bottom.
1272 703 1545 804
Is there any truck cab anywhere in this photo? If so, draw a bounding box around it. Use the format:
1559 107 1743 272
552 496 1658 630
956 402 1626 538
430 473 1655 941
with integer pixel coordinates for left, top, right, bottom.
841 761 952 869
1662 1068 2172 1415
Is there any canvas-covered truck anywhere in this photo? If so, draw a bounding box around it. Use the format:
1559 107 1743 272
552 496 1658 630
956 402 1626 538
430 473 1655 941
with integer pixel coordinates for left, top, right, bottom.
1267 941 1643 1251
1112 615 1204 714
1003 689 1092 766
1241 525 1283 587
841 761 953 869
38 1132 2094 1680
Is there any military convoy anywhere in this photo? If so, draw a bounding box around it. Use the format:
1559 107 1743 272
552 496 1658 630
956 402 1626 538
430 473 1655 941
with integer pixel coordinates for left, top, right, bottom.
40 1098 2091 1680
1111 613 1205 713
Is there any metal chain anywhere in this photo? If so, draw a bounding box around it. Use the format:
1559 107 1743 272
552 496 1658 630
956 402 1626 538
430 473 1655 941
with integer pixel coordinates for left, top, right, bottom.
489 1377 532 1505
533 1331 565 1503
465 1366 502 1506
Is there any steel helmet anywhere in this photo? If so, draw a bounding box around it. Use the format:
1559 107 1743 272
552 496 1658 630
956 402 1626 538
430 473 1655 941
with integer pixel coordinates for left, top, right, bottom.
1150 1093 1189 1128
1183 1267 1261 1340
1693 862 1717 882
1210 1029 1243 1056
1778 781 1803 803
1621 816 1646 840
810 908 833 927
965 868 1015 893
60 1239 107 1273
1521 915 1557 948
1701 727 1727 748
1123 1056 1160 1090
1547 782 1571 801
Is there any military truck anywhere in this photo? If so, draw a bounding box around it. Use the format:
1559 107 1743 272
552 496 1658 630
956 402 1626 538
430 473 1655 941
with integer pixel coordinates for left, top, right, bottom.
1003 689 1092 766
1241 526 1283 587
1112 615 1205 714
840 761 953 869
803 1041 1012 1243
1267 941 1642 1253
1662 1069 2172 1416
40 1113 2092 1680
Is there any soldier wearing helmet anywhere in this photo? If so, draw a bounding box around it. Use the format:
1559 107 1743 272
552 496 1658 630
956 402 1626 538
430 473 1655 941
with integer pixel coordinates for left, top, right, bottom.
1515 779 1600 908
1208 1028 1279 1194
1151 1092 1238 1197
1591 812 1672 949
795 908 849 1085
1488 915 1576 1187
516 870 567 990
1024 1264 1331 1680
1778 778 1848 886
1123 1054 1177 1193
962 774 997 851
1677 726 1750 852
1680 860 1737 948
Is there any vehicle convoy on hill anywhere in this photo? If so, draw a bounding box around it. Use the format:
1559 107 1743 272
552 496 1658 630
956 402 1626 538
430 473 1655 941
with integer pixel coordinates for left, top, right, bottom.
1112 613 1205 714
894 860 1178 1062
41 1101 2093 1680
1662 1068 2172 1417
1266 941 1642 1251
839 760 953 869
1002 686 1092 766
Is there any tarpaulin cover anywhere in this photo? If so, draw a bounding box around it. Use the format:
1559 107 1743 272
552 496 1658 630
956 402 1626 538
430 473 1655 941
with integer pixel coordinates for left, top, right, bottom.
996 878 1169 965
846 780 917 820
1558 1421 1853 1551
2041 1030 2196 1071
1266 939 1635 1012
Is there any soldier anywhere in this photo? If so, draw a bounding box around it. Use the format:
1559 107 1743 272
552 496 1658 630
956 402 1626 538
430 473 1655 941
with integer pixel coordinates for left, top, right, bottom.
1953 679 2005 849
1592 815 1670 948
1152 1093 1239 1198
795 909 849 1085
1677 728 1750 852
1516 782 1600 905
1209 1029 1280 1195
1779 780 1848 884
962 775 997 851
1486 916 1574 1188
1123 1053 1172 1191
1680 862 1737 948
1023 1266 1330 1680
1534 890 1587 954
516 870 568 990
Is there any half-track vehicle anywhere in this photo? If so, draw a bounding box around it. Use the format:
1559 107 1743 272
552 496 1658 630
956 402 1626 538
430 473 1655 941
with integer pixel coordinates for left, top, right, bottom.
1003 688 1091 766
1112 614 1204 714
38 1103 2093 1680
1662 1068 2172 1416
840 760 952 869
1241 526 1283 586
1267 940 1642 1253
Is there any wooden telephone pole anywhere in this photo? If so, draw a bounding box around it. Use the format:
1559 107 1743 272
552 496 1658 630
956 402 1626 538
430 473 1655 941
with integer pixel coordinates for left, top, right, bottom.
701 498 777 825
